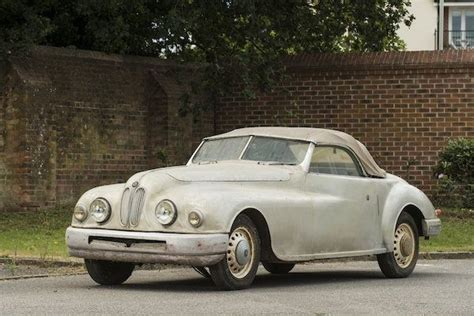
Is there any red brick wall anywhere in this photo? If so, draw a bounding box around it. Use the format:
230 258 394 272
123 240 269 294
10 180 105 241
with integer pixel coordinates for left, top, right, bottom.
0 46 213 210
216 51 474 196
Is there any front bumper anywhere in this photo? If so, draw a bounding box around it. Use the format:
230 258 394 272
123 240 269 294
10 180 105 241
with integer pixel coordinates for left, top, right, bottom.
422 218 442 236
66 227 228 266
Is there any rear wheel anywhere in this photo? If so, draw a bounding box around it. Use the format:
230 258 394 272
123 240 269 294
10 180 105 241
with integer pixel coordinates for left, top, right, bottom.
262 262 295 274
209 214 261 290
84 259 135 285
377 212 419 278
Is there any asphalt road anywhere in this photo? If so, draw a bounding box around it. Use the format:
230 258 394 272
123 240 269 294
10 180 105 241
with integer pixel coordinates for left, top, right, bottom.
1 259 472 315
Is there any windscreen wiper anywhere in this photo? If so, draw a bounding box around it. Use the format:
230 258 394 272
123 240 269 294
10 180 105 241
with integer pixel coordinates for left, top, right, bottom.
197 160 218 165
257 161 297 166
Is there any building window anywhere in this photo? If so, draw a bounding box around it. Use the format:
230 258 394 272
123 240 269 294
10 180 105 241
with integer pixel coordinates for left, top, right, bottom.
450 8 474 49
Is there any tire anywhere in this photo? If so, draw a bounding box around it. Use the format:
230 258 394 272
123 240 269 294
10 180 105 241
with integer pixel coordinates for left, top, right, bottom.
377 212 419 278
209 214 261 290
262 262 295 274
84 259 135 285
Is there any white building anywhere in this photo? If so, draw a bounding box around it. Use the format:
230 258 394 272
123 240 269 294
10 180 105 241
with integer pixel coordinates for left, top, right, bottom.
398 0 474 50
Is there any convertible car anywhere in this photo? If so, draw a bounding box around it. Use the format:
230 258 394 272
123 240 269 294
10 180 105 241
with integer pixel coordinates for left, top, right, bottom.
66 127 441 290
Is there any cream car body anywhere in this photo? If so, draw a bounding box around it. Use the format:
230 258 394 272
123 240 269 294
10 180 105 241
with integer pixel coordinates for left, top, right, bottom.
66 127 441 285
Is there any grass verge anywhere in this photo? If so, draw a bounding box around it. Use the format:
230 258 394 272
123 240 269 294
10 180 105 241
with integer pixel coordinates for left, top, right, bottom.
0 207 472 259
420 208 473 252
0 206 72 259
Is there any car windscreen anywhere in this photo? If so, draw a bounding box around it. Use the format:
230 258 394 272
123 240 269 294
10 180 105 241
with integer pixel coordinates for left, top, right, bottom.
241 137 309 165
192 136 250 163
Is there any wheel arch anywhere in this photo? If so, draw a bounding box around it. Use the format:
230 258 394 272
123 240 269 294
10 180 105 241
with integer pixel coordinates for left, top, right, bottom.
235 208 280 262
381 181 435 251
401 204 425 237
382 202 426 251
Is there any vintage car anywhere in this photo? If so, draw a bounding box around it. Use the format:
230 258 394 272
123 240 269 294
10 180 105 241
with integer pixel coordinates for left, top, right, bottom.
66 127 441 290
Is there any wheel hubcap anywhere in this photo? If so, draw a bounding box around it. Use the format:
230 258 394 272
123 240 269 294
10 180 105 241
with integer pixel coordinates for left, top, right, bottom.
226 227 254 278
394 223 415 268
235 239 250 265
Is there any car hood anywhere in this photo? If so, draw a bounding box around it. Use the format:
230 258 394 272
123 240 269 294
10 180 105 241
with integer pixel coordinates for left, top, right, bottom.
138 162 293 182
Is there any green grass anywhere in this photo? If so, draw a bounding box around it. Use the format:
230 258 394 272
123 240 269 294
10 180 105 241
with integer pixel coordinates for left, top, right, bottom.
0 206 472 259
0 207 72 258
420 208 474 252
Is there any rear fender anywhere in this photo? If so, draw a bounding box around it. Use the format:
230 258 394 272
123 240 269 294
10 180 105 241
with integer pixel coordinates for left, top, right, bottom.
381 182 435 251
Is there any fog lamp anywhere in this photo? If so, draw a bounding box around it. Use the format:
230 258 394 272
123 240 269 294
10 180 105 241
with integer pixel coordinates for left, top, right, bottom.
188 210 203 228
73 205 88 222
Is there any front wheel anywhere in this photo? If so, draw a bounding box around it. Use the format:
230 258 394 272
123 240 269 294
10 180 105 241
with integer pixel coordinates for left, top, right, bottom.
377 212 419 278
84 259 135 285
209 214 261 290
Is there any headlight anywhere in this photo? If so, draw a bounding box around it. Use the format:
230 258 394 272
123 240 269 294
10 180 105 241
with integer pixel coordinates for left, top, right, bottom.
155 200 177 226
188 210 203 227
89 198 111 223
73 205 88 222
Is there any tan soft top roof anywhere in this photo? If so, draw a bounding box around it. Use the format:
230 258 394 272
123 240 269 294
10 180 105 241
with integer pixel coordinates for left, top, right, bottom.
208 127 386 178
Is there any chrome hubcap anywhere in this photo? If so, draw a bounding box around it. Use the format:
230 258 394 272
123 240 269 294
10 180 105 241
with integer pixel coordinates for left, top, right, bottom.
394 223 415 268
235 239 250 265
226 227 254 278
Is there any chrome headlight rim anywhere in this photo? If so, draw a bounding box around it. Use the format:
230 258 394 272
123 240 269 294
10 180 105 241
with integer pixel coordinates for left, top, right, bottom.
89 198 111 223
188 210 204 228
155 199 177 226
73 205 88 222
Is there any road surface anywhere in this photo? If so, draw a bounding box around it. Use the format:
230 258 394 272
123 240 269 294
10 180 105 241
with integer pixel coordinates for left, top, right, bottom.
1 259 472 315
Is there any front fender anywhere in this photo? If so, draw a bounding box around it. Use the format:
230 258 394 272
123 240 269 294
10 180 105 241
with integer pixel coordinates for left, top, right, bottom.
72 183 126 227
380 182 435 251
161 181 305 234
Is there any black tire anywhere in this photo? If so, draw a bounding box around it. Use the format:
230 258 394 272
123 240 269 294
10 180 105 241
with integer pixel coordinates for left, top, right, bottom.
262 262 295 274
377 212 419 278
84 259 135 285
209 214 261 290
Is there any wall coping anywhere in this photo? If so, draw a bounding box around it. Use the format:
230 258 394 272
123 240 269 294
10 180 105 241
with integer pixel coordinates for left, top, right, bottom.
28 46 201 69
7 46 199 91
20 46 474 72
283 50 474 72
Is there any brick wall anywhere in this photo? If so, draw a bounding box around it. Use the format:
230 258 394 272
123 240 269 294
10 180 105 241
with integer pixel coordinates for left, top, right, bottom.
216 51 474 196
0 47 212 210
1 47 473 210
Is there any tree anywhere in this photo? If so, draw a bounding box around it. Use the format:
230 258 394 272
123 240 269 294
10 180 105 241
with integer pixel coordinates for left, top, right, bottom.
0 0 414 105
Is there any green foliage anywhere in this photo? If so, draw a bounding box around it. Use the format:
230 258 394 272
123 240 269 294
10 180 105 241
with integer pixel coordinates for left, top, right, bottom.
0 0 160 56
0 0 414 105
434 138 474 208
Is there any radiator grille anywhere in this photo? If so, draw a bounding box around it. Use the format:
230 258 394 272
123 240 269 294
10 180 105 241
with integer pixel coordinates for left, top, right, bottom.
120 188 130 226
120 186 145 227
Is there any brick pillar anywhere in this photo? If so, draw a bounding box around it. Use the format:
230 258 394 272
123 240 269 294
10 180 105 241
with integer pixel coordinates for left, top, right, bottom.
150 69 193 166
146 70 169 167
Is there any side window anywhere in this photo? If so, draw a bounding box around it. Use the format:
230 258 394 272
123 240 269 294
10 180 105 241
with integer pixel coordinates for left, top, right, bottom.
309 146 362 177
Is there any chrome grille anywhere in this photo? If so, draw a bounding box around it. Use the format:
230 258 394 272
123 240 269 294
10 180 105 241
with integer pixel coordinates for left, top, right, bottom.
129 188 145 226
120 186 145 227
120 188 130 226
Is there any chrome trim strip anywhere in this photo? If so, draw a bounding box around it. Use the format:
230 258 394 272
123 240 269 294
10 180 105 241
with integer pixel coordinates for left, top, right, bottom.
238 136 253 159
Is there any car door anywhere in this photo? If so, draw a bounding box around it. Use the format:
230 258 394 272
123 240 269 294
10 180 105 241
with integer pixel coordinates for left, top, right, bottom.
304 145 380 254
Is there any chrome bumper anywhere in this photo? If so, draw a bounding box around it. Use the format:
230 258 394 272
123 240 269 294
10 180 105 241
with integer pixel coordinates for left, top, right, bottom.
66 227 228 266
422 218 442 236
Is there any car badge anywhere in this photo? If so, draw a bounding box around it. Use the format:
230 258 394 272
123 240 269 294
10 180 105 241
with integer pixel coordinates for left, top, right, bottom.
132 181 139 188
